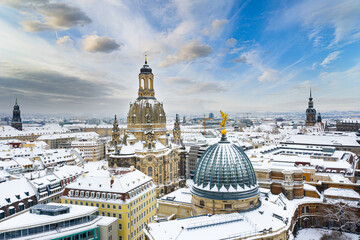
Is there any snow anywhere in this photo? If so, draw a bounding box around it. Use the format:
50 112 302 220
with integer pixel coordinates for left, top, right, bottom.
65 169 152 193
324 188 360 199
0 203 97 231
294 228 360 240
146 199 287 240
160 188 192 204
0 178 35 206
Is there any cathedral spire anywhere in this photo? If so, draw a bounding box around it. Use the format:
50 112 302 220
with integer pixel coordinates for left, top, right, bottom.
309 87 312 100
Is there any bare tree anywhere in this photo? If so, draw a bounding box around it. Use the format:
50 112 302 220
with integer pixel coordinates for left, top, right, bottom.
321 200 360 234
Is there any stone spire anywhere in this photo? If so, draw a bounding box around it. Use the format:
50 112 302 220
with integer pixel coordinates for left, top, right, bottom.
11 98 22 131
111 115 120 154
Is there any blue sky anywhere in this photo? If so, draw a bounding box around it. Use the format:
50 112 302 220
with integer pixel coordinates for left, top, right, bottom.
0 0 359 116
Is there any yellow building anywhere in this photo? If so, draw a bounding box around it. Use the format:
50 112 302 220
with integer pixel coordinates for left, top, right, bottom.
61 168 156 240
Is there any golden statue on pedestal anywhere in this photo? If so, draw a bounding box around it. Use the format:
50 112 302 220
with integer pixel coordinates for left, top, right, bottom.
220 110 228 135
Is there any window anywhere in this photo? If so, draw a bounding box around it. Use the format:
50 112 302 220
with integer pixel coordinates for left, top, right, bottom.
75 190 79 197
108 225 112 232
91 192 95 198
113 213 116 217
306 206 310 213
102 193 106 199
119 224 122 230
102 204 105 209
159 165 162 174
107 204 110 209
199 200 204 208
80 191 84 197
119 213 122 219
107 212 110 217
148 167 153 177
96 192 100 199
224 204 232 209
65 200 68 203
113 205 116 210
118 205 122 210
85 192 89 198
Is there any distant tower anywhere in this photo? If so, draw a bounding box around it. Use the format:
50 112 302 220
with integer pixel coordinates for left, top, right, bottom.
111 115 120 154
316 112 322 123
173 114 182 145
305 88 316 126
11 98 22 131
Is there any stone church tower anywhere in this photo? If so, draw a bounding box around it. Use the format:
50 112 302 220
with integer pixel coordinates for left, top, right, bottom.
109 56 186 196
11 98 22 131
305 88 316 126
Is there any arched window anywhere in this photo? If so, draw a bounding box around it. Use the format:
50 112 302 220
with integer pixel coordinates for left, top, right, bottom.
170 163 173 172
301 207 305 214
148 167 153 177
305 206 310 213
159 165 162 174
199 200 204 208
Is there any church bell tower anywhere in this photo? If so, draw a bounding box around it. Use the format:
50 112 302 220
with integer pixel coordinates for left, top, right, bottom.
138 55 155 99
11 98 22 131
305 88 316 126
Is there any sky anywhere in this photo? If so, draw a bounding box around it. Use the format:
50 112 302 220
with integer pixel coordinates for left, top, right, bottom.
0 0 359 117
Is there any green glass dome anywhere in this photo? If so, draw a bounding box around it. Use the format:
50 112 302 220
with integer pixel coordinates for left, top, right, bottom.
191 135 259 200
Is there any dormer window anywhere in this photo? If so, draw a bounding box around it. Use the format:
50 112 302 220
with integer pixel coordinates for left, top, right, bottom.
15 195 20 200
90 192 94 198
96 192 100 199
80 191 84 197
75 191 79 197
69 190 74 196
101 193 106 199
5 198 11 203
107 193 111 199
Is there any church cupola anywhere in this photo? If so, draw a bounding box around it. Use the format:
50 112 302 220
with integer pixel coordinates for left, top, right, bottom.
138 55 155 99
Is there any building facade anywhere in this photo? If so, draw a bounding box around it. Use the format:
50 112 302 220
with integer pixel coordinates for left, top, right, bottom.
61 168 157 240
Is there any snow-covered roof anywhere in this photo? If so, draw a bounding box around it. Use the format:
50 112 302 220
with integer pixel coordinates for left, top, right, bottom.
66 169 152 193
324 188 360 200
0 178 35 206
146 199 287 240
160 188 192 204
0 203 97 232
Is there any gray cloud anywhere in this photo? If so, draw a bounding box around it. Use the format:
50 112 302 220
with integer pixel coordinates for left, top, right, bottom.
82 35 122 53
159 40 212 67
0 69 124 101
2 0 91 31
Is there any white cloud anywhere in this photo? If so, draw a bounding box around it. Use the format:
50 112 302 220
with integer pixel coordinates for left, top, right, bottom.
82 35 122 53
202 19 228 37
275 0 360 46
56 36 74 47
320 51 341 66
212 19 228 30
233 50 279 83
258 69 279 83
226 38 237 47
158 40 212 67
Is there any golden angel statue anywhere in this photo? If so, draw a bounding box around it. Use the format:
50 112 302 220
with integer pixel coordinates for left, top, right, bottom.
220 110 228 135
